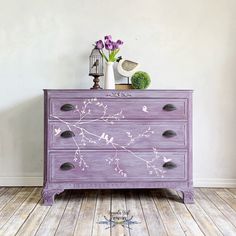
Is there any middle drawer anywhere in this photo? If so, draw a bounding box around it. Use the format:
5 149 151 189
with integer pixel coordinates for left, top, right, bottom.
49 121 187 149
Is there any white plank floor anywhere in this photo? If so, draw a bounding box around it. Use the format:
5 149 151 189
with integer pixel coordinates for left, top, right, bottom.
0 187 236 235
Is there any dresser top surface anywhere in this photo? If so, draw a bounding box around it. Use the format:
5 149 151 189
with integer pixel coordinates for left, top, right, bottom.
44 89 193 92
44 89 193 99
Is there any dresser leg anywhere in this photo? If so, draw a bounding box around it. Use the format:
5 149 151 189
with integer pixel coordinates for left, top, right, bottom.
182 189 194 204
42 188 64 206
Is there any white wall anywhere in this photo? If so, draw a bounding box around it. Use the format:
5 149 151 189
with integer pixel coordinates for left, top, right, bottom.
0 0 236 187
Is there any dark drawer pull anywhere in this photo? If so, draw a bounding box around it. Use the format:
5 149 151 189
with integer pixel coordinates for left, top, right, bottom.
60 104 75 111
60 162 75 171
61 130 75 138
163 161 177 169
163 104 176 111
162 130 177 138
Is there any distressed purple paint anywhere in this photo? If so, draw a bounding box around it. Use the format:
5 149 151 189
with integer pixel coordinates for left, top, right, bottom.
43 89 193 205
49 121 187 149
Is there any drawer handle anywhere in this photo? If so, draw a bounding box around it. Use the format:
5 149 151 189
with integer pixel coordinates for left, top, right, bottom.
60 104 75 111
61 130 75 138
162 130 177 138
60 162 75 171
163 104 176 111
163 161 177 169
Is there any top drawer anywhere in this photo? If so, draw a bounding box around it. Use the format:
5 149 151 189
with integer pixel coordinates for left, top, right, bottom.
49 98 188 120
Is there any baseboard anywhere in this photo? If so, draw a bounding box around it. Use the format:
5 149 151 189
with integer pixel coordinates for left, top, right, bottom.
193 178 236 188
0 177 43 186
0 177 236 187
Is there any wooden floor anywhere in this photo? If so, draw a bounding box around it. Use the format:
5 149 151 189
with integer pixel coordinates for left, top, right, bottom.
0 188 236 236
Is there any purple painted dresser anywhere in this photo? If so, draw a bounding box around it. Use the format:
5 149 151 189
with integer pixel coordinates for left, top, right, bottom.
43 89 193 205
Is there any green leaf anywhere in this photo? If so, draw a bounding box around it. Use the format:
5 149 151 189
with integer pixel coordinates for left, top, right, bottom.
101 51 108 62
108 49 120 62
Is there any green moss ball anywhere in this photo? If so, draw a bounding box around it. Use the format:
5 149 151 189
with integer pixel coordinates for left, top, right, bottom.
131 71 151 89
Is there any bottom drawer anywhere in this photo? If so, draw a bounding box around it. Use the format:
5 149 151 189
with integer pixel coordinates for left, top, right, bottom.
48 150 187 182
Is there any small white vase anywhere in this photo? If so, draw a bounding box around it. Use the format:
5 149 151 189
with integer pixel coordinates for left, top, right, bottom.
104 62 115 89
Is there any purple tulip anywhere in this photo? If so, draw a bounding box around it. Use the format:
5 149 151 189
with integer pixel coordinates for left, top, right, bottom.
105 40 113 50
95 40 104 49
112 41 119 50
95 35 124 61
116 40 124 46
104 35 112 41
110 40 124 50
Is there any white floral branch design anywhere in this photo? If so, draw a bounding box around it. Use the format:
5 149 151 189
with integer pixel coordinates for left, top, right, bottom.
52 98 171 177
124 127 154 147
74 98 124 125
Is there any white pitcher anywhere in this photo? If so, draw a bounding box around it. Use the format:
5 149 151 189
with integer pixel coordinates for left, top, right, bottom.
104 62 115 89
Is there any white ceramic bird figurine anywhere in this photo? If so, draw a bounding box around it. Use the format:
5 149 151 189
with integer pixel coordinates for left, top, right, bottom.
117 59 140 77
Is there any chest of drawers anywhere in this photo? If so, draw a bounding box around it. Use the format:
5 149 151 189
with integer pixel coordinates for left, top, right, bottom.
43 89 193 205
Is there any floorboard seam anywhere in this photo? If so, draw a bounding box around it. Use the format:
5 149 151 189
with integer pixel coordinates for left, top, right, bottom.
34 198 52 235
224 189 236 198
191 191 225 236
110 190 112 236
0 188 8 197
176 191 206 236
164 190 188 235
0 187 34 231
138 192 151 236
214 189 236 213
90 191 98 236
0 187 22 212
54 190 72 235
15 193 42 235
150 191 169 236
72 191 84 236
124 191 131 236
199 188 236 231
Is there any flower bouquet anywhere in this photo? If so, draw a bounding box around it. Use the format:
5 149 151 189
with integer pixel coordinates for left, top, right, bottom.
95 35 124 89
96 35 124 62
